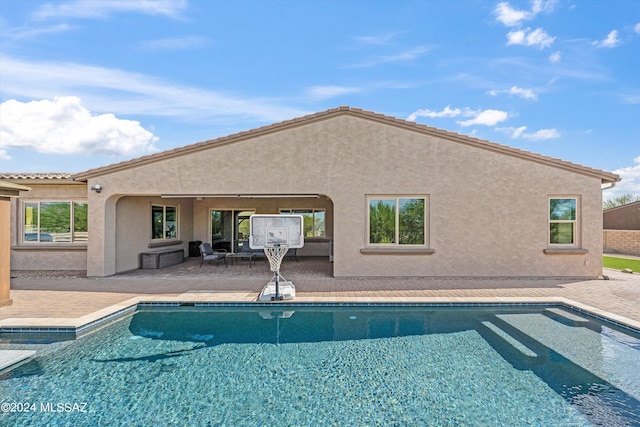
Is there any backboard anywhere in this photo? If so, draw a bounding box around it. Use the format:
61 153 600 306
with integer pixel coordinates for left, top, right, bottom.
249 214 304 249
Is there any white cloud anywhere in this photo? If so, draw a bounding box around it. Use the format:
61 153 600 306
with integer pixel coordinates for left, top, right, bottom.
507 28 555 48
607 156 640 198
494 0 555 27
490 86 538 100
33 0 187 20
141 36 211 50
511 126 528 138
406 106 462 121
635 23 640 35
350 46 430 68
4 23 75 40
548 51 561 63
497 126 559 140
0 55 308 123
0 149 10 160
458 109 509 127
379 47 429 62
620 90 640 104
494 2 532 27
354 33 399 45
593 30 620 48
306 85 362 101
0 97 158 156
522 128 559 140
408 106 509 127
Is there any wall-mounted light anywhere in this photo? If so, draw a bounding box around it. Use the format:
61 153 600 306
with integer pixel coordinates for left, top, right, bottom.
90 184 102 193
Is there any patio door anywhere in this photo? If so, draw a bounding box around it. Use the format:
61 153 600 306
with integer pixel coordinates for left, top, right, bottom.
210 209 254 253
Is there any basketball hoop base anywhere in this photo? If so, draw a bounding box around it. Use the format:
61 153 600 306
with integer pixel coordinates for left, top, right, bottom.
258 281 295 301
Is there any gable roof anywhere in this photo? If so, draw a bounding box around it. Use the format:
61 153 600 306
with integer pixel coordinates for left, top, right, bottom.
72 106 620 184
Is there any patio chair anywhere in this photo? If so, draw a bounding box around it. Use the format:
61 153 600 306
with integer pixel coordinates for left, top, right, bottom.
199 243 227 267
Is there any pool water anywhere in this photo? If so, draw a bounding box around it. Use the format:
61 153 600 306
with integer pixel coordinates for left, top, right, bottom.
1 305 639 426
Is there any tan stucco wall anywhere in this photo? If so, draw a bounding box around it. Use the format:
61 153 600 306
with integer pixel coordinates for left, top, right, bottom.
10 182 87 271
114 196 194 273
85 115 605 278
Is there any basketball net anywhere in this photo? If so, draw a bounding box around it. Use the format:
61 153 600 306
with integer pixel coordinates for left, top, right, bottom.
264 244 289 299
264 244 289 276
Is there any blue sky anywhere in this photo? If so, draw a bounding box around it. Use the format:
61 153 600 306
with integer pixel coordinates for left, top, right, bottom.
1 0 638 199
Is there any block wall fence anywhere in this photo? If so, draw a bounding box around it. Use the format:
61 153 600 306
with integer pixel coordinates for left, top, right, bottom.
603 229 640 256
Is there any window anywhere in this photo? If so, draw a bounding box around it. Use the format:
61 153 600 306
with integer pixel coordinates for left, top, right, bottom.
152 205 178 240
22 201 88 243
368 197 426 245
281 209 325 237
549 198 577 245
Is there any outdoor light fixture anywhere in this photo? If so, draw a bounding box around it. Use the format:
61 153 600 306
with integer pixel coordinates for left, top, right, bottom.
90 184 102 193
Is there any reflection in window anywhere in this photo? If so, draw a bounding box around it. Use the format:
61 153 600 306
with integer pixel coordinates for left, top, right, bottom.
369 197 426 245
369 199 396 244
211 210 224 241
280 209 325 237
73 202 88 241
22 201 88 243
549 198 577 245
152 205 178 240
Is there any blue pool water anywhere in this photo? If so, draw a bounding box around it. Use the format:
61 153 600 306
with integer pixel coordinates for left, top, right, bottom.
1 305 639 426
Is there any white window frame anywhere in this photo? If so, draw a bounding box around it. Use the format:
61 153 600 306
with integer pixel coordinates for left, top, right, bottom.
548 196 579 247
151 204 179 241
21 200 88 243
366 195 428 247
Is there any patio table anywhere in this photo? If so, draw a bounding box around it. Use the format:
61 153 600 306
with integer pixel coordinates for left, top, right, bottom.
226 252 255 267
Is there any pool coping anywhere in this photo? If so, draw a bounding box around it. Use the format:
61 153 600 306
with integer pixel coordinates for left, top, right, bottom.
1 294 640 335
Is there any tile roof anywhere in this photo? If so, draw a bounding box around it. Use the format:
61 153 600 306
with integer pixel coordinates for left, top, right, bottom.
0 172 73 180
69 106 620 183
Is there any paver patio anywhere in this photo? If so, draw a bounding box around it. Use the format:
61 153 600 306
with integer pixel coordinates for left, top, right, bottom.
2 257 639 330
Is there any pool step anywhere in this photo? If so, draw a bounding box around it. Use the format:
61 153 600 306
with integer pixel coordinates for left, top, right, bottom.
543 308 591 327
481 321 539 358
0 350 36 374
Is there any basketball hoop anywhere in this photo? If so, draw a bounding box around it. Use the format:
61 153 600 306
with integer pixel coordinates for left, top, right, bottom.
264 244 289 300
249 214 303 301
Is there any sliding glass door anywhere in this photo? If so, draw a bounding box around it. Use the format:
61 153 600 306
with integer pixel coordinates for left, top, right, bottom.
210 209 254 253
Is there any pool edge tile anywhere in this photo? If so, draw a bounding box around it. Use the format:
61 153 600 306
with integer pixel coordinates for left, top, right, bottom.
2 296 639 335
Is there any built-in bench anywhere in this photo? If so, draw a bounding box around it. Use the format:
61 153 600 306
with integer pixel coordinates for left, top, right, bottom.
140 248 184 269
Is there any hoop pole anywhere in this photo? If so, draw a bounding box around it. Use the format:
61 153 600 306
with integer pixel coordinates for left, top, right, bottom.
275 250 280 300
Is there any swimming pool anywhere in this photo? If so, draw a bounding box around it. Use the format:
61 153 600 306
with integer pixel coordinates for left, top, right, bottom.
1 305 639 426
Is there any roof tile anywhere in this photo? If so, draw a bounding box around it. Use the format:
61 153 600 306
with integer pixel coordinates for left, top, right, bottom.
0 172 73 180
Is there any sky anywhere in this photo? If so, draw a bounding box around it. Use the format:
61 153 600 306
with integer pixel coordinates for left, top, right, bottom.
0 0 638 200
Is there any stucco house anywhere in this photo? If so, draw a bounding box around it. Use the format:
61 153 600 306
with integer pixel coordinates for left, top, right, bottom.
4 106 620 279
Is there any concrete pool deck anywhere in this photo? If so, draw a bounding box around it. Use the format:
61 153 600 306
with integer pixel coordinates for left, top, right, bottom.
2 257 640 332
